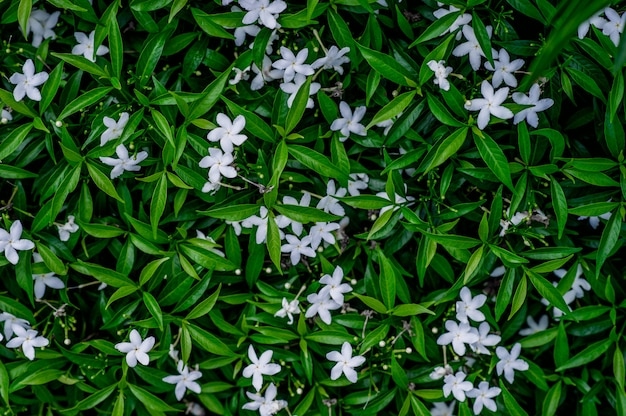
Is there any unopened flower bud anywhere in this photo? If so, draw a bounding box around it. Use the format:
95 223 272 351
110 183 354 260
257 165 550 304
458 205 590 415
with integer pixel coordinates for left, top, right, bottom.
235 269 242 275
379 340 386 348
55 120 63 127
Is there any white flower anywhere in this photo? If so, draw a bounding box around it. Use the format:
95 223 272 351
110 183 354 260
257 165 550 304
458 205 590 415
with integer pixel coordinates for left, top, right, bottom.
101 112 130 146
470 322 501 355
199 148 237 184
230 66 251 85
490 265 506 277
114 329 156 367
162 361 202 401
330 101 367 142
280 234 316 265
242 345 281 391
274 298 300 324
305 291 341 324
195 230 225 257
207 113 248 154
553 264 590 299
319 266 352 305
6 325 48 360
452 25 496 71
240 0 287 29
275 193 310 235
272 47 314 82
518 315 549 336
32 272 65 299
9 59 49 102
242 383 287 416
602 8 626 46
512 83 554 128
375 189 416 216
443 371 473 401
1 108 12 124
578 11 606 39
0 313 30 340
465 80 513 130
311 45 351 74
308 222 340 250
100 144 148 179
251 55 284 90
72 31 109 62
348 173 369 196
578 211 611 229
466 381 501 414
429 364 452 380
0 220 35 265
495 343 529 383
499 210 530 236
326 342 366 383
456 286 487 323
279 76 321 108
484 49 524 88
317 180 347 217
430 402 456 416
27 9 60 47
436 320 480 356
433 4 472 39
427 60 453 91
57 215 79 241
242 206 270 244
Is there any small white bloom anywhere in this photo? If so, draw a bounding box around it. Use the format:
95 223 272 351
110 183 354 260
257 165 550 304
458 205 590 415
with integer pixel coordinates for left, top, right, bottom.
242 382 287 416
242 345 281 391
602 7 626 46
311 45 351 75
518 315 549 336
33 272 65 299
0 313 30 340
317 180 347 217
6 325 49 360
348 173 369 196
251 55 284 90
72 31 109 62
578 211 612 229
326 342 366 383
443 371 473 401
465 80 513 130
275 193 310 235
470 321 501 355
452 25 496 71
512 83 554 128
279 76 321 108
274 298 300 324
114 329 156 367
308 222 340 250
229 66 251 85
553 264 590 299
430 401 456 416
280 234 316 265
207 113 248 154
57 215 79 241
9 59 49 102
466 381 501 414
436 320 480 356
100 144 148 179
578 11 606 39
495 343 529 383
242 206 270 244
456 286 487 323
199 148 237 184
305 291 341 324
433 4 472 39
101 112 130 146
429 364 452 380
273 47 315 83
427 60 453 91
375 188 416 217
240 0 287 29
0 220 35 265
27 9 60 47
1 108 12 124
162 361 202 401
319 266 352 305
330 101 367 142
484 48 525 88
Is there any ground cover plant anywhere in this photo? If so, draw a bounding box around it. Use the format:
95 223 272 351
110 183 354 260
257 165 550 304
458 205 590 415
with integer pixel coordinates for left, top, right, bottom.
1 0 626 414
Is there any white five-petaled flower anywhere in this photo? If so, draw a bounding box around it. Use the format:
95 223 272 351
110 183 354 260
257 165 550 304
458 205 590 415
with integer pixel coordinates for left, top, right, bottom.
27 9 60 47
330 101 367 142
99 144 148 179
427 60 453 91
242 206 270 244
512 83 554 128
72 31 109 62
319 266 352 305
57 215 79 241
251 55 284 91
452 25 496 71
433 4 472 39
326 342 366 383
518 314 549 336
242 382 287 416
602 7 626 46
279 76 321 109
484 48 525 88
274 298 300 324
430 401 456 416
240 0 287 29
114 329 156 367
272 47 314 82
199 148 238 184
101 112 130 146
348 173 369 196
308 222 340 250
33 272 65 299
242 345 282 391
6 325 49 360
436 320 480 356
317 180 347 217
465 80 513 130
280 234 316 265
456 286 487 323
554 264 591 299
305 292 341 324
443 371 473 401
311 45 351 74
466 381 501 414
162 361 202 401
495 343 529 383
207 113 248 154
9 59 49 102
0 220 35 265
0 313 31 340
470 321 501 355
578 11 606 39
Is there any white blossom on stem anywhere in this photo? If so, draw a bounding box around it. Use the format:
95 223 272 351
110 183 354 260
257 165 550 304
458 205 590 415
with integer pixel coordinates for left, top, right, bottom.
9 59 49 102
57 215 79 241
433 4 472 39
319 266 352 305
272 47 314 83
466 381 501 414
312 46 351 74
518 315 549 336
199 148 237 184
274 298 300 324
305 292 341 324
443 371 473 401
495 343 529 383
240 0 287 29
72 31 109 62
326 342 366 383
0 313 30 340
100 144 148 179
427 60 453 91
308 222 340 250
330 101 367 142
456 286 487 323
280 234 316 265
436 320 480 356
452 25 496 71
114 329 156 367
27 9 60 47
207 113 248 154
242 383 287 416
317 180 347 217
602 7 626 46
279 76 321 108
6 325 49 360
0 220 35 265
162 361 202 401
465 80 513 130
242 345 281 391
33 272 65 299
470 322 501 355
101 112 130 146
484 49 524 88
512 83 554 128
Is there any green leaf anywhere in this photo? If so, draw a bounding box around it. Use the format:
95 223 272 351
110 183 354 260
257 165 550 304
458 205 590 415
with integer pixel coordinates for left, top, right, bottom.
555 339 612 371
86 162 124 202
222 96 275 142
35 242 66 275
352 293 388 314
596 209 621 277
565 67 606 103
418 127 468 173
473 129 515 192
266 211 282 271
0 165 38 179
378 251 396 309
150 173 167 240
188 64 233 120
139 258 169 286
18 0 32 39
527 270 570 316
550 178 567 239
0 123 33 161
409 11 460 47
70 260 136 288
0 360 9 406
273 205 340 223
199 204 260 221
51 53 108 79
472 13 494 66
57 87 114 120
186 323 236 356
191 8 235 40
366 90 416 129
358 44 416 87
180 244 237 272
186 284 221 320
0 89 38 119
541 381 562 416
288 145 350 182
142 291 163 331
66 384 117 413
359 324 390 354
107 15 123 80
285 77 312 135
390 303 434 316
499 381 529 416
426 93 465 127
39 62 64 114
128 383 179 412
